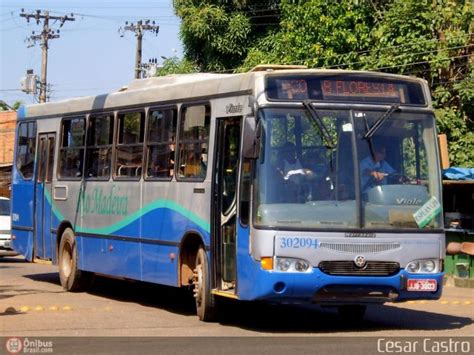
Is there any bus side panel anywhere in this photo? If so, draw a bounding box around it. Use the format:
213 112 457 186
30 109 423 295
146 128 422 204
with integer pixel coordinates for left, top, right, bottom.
11 230 34 261
235 224 263 300
95 238 142 280
140 179 211 286
141 244 179 286
11 176 35 261
77 236 142 281
140 204 209 286
77 236 105 273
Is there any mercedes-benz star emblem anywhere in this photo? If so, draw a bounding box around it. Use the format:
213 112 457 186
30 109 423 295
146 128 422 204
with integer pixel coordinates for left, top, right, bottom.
354 255 367 268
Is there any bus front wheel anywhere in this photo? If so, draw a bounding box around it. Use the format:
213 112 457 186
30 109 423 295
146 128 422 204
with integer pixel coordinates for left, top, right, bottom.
193 247 217 322
58 228 91 292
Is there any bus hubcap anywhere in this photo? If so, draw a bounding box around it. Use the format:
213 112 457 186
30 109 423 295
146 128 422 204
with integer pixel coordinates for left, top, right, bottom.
62 243 72 278
193 264 203 305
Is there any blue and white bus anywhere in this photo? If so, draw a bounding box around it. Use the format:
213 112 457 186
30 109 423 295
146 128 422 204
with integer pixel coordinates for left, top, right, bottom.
11 67 445 321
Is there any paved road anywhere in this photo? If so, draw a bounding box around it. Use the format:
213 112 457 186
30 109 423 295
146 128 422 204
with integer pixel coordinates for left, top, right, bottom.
1 256 473 353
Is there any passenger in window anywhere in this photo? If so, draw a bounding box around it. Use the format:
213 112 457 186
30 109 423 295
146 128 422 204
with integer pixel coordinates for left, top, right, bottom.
87 155 97 177
75 159 82 177
168 137 176 176
183 150 199 177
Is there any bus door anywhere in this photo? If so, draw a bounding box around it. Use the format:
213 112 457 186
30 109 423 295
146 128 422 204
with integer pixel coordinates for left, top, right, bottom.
34 133 56 260
214 117 241 292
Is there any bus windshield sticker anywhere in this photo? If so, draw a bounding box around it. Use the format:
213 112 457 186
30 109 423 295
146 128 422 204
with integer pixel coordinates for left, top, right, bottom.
412 196 442 228
342 123 353 132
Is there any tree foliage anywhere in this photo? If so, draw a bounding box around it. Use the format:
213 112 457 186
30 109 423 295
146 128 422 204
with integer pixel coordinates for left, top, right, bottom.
0 100 22 111
173 0 279 71
363 0 473 167
156 56 199 76
174 0 474 166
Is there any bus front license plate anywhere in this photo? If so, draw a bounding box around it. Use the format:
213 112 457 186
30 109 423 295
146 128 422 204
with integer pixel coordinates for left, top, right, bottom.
407 279 437 291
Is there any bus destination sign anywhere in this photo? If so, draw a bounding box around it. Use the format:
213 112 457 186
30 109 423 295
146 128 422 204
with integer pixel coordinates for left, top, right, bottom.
321 80 403 101
266 75 426 105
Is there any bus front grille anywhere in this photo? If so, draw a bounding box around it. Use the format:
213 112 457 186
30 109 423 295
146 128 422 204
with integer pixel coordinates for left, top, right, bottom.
318 261 400 276
318 242 401 254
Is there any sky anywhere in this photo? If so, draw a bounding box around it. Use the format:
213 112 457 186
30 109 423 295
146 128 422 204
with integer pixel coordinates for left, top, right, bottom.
0 0 183 105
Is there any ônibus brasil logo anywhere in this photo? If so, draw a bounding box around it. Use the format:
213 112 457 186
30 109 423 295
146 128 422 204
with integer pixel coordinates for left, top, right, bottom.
5 337 22 354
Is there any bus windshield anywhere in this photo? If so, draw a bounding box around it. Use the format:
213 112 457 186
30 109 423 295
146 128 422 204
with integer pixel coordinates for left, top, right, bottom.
254 107 442 230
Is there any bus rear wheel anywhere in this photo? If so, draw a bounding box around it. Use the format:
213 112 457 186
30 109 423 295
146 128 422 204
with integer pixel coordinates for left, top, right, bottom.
193 247 217 322
58 228 91 292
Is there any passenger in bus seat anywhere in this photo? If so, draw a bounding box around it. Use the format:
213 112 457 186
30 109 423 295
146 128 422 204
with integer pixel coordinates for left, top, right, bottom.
168 138 176 176
87 152 98 177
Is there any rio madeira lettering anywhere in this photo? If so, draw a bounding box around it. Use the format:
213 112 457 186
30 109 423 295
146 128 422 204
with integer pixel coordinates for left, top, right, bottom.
80 185 129 216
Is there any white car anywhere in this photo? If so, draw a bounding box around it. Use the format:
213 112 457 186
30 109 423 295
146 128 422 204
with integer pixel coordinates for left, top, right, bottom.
0 196 17 257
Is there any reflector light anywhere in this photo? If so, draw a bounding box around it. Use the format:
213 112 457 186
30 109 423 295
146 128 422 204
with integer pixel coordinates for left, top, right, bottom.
261 257 273 270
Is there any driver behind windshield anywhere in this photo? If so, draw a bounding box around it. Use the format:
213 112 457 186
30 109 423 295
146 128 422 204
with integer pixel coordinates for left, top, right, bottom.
360 144 396 193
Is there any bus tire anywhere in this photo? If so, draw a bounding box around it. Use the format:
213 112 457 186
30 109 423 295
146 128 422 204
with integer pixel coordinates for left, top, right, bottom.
193 247 217 322
58 228 90 292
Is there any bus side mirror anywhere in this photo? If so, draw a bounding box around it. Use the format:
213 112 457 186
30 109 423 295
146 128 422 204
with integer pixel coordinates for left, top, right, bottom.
242 116 260 159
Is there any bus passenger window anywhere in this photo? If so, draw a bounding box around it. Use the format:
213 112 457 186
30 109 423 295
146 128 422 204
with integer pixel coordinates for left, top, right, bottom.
16 121 37 180
58 117 85 179
177 104 210 180
145 108 177 179
85 114 113 179
115 111 145 179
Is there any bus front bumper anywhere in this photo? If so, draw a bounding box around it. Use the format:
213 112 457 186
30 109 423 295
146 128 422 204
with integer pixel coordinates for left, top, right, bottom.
239 267 444 304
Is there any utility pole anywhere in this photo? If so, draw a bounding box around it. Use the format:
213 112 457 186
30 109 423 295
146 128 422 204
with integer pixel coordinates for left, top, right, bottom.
20 9 75 103
119 20 159 79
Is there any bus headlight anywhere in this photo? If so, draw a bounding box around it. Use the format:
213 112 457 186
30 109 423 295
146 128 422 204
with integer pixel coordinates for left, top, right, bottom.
406 259 439 274
275 257 311 273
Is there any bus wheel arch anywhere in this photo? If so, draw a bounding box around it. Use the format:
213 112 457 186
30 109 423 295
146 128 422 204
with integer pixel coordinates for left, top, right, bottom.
178 232 205 287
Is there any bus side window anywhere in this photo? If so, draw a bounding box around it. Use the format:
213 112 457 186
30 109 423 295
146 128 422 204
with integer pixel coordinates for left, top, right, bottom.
16 121 37 180
115 111 145 179
177 104 210 180
85 114 113 179
145 108 177 179
58 117 85 179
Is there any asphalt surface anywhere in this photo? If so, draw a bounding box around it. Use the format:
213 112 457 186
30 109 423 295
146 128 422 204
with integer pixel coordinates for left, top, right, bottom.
1 256 473 354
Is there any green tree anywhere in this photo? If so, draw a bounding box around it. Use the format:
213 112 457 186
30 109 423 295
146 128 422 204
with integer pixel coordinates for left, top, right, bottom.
242 0 375 71
0 100 22 111
364 0 473 166
156 56 199 76
174 0 473 165
173 0 279 71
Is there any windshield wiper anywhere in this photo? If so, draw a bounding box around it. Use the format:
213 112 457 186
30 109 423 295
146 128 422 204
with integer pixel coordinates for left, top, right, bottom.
303 100 334 149
363 104 400 140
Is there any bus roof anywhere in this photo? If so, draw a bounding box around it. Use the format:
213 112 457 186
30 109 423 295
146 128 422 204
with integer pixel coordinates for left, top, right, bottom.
17 69 430 119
